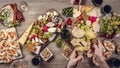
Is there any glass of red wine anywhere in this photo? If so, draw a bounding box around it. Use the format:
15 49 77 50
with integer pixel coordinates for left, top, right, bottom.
113 58 120 67
31 56 42 66
92 0 103 7
60 29 70 41
101 5 112 14
107 58 120 67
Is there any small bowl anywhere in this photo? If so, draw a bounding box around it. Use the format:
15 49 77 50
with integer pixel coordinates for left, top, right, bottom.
40 48 53 61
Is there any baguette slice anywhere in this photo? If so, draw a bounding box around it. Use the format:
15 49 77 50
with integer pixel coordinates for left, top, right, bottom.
18 23 34 45
80 5 93 13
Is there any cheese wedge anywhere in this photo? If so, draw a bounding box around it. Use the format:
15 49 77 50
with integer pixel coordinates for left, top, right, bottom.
87 7 101 17
18 23 34 45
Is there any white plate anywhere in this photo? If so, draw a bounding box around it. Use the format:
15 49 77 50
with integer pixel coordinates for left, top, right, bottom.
40 47 53 61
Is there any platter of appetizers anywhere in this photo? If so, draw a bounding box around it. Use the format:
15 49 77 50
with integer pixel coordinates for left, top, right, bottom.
0 28 23 63
19 9 65 54
63 5 119 66
0 3 24 27
71 5 100 52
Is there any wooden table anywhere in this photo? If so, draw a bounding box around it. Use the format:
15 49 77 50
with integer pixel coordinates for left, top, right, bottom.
0 0 120 68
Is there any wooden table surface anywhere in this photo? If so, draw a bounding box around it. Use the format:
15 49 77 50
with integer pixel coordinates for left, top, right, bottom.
0 0 120 68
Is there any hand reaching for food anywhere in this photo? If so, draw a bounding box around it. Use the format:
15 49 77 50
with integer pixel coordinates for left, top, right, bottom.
93 39 104 61
93 39 110 68
67 50 84 68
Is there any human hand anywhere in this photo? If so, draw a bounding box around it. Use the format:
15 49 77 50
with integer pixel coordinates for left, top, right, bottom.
93 39 104 62
67 50 84 68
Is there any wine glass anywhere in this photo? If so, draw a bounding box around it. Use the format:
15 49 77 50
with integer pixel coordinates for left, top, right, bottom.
60 29 70 41
91 0 103 7
11 60 28 68
17 1 29 12
101 5 112 15
31 56 42 66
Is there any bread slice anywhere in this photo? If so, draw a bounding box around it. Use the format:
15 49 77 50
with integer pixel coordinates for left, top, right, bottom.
80 5 93 13
18 23 34 45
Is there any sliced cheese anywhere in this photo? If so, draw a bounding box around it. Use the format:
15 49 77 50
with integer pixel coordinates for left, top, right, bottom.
87 7 101 17
73 5 81 18
73 9 81 18
18 23 34 45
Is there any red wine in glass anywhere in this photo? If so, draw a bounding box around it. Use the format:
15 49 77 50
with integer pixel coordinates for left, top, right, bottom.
107 58 120 67
102 5 112 14
31 56 42 65
113 58 120 67
92 0 103 7
61 29 70 41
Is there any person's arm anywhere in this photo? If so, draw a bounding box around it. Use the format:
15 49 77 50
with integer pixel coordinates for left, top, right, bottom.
93 39 109 68
98 57 110 68
67 50 84 68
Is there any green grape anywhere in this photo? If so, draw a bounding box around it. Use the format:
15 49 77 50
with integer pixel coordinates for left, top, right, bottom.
43 35 48 39
46 32 52 37
32 28 36 34
26 40 31 44
0 15 5 21
35 25 40 30
3 13 7 17
84 34 91 42
8 22 14 27
15 20 20 25
43 19 47 24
